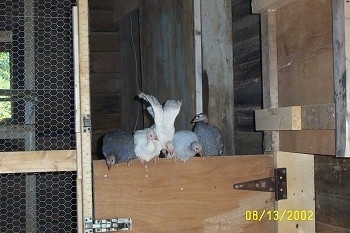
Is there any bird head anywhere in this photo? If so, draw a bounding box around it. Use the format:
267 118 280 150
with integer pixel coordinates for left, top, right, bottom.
105 154 116 170
191 113 209 124
148 130 159 141
192 142 203 156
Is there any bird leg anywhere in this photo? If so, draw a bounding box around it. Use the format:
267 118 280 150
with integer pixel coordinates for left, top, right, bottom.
153 156 159 165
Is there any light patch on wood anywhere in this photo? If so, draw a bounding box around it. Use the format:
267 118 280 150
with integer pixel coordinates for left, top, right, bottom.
203 192 273 232
274 151 315 232
252 0 296 14
255 106 301 131
93 156 274 232
0 150 76 173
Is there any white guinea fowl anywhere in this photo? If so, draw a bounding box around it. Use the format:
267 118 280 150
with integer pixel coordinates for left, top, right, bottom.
170 130 202 162
133 127 162 166
138 91 182 150
192 113 224 156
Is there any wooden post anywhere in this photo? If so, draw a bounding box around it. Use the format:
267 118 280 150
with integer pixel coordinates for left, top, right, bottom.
77 0 93 232
260 10 279 152
194 0 203 114
24 0 37 231
333 0 350 157
201 0 234 154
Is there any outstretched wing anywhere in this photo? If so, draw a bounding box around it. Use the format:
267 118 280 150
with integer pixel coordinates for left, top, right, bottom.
163 100 182 128
138 92 164 127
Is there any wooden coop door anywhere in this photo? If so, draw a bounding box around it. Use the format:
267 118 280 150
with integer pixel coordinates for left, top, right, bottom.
92 155 275 233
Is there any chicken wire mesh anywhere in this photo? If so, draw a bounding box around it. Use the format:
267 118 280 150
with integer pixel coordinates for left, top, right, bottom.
0 0 76 151
0 172 77 233
0 0 78 232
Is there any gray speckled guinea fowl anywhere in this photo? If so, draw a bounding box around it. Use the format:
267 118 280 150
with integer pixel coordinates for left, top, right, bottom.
170 130 202 162
192 113 224 156
102 129 137 169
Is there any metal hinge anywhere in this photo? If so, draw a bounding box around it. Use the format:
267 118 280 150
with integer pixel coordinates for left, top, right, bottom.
85 217 132 232
233 168 287 201
83 114 92 133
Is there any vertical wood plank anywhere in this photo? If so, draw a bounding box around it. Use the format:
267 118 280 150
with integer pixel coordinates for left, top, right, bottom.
333 0 350 157
201 0 234 154
77 0 93 231
260 10 279 152
139 0 196 130
194 0 203 114
120 11 143 132
274 151 315 233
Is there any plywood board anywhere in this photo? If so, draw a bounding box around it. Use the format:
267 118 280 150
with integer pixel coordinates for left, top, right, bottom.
274 151 315 233
93 156 275 233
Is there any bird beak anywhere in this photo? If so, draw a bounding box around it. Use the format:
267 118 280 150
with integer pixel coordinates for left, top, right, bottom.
106 163 112 170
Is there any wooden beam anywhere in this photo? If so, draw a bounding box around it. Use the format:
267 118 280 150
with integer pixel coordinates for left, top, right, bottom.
255 106 301 131
0 150 76 173
279 130 335 155
261 10 279 152
252 0 296 14
94 156 274 232
113 0 139 22
274 151 315 232
302 103 335 130
333 0 350 157
256 104 335 131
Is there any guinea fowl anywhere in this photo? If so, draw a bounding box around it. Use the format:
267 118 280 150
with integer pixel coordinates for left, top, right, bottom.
138 92 182 151
170 130 202 162
102 130 137 170
133 127 162 167
192 113 224 156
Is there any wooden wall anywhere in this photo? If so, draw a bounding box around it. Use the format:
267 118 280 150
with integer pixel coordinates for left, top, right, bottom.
275 0 350 232
139 0 196 131
232 0 263 154
89 0 121 159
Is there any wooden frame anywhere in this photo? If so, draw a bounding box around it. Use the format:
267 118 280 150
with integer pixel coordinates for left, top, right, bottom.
76 1 93 232
255 1 318 231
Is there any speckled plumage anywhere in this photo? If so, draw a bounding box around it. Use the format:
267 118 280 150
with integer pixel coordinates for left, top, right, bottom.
192 113 224 156
172 130 202 162
102 130 137 169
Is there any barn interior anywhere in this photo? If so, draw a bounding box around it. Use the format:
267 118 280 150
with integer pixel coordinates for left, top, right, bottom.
0 0 349 232
89 0 349 232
